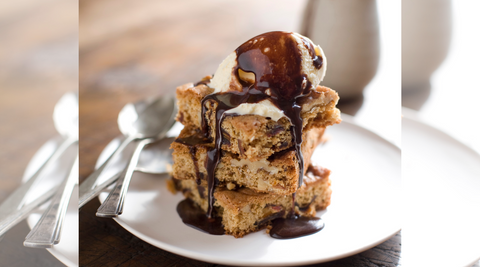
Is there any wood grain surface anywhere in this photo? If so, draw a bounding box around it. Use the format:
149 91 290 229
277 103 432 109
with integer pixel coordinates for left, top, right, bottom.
79 0 401 266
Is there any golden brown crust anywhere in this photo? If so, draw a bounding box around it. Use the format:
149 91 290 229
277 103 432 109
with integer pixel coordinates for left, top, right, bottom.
175 83 214 127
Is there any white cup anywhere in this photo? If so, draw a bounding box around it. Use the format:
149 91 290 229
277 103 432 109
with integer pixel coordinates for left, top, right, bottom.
402 0 452 92
301 0 380 99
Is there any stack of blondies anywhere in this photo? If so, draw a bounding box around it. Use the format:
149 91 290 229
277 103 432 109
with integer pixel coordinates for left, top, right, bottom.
170 80 341 238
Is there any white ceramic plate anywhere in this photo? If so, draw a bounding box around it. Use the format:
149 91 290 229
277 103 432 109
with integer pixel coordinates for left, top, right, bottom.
402 109 480 267
22 137 79 267
97 117 401 266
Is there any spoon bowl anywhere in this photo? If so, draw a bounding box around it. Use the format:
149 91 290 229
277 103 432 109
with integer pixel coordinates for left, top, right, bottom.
118 97 176 138
136 137 174 174
53 92 78 139
79 96 177 208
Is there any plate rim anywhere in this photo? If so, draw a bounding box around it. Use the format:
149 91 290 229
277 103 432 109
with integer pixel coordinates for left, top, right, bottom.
402 107 480 160
113 214 400 266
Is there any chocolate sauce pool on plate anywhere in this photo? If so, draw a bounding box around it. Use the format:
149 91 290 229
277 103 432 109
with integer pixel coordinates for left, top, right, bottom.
270 192 324 239
270 216 325 239
176 32 325 239
177 199 225 235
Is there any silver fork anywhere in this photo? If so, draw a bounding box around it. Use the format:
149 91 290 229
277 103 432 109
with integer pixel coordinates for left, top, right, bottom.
96 138 154 217
23 153 78 248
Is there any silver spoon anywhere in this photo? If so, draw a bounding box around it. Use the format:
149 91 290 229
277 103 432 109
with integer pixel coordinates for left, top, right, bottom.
96 97 177 217
0 92 78 240
23 92 79 248
79 96 177 209
79 137 174 208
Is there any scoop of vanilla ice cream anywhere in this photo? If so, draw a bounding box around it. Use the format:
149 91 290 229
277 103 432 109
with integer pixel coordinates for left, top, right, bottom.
225 99 285 121
292 33 327 92
209 52 237 94
209 32 327 121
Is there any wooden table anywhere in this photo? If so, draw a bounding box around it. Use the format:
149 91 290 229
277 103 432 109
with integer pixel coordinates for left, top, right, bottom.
79 0 402 266
0 0 76 265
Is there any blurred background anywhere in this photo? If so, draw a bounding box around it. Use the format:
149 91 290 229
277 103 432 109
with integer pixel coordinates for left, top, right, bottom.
0 0 77 265
402 0 480 266
402 0 480 153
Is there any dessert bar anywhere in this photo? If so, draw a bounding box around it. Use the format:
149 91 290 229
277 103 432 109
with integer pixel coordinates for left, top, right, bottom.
171 165 332 238
176 82 340 160
172 125 325 195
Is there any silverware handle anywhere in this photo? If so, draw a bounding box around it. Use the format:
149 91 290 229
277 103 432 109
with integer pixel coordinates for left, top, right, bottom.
23 154 78 248
77 175 120 209
96 138 153 218
0 187 57 237
0 136 76 220
78 135 135 208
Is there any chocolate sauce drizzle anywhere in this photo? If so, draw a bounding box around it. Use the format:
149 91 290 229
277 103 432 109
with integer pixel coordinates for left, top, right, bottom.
175 133 209 185
176 32 325 238
194 76 212 87
297 195 317 212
